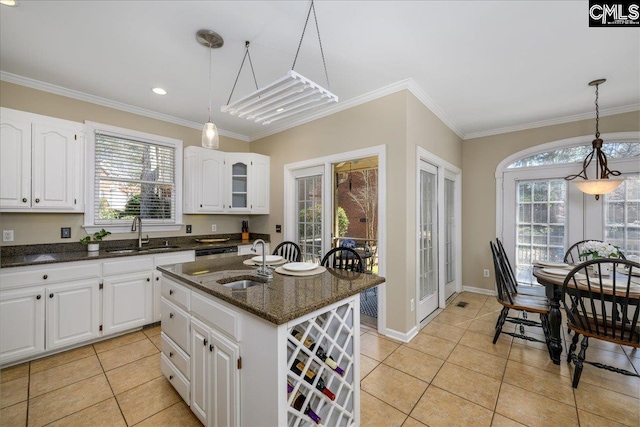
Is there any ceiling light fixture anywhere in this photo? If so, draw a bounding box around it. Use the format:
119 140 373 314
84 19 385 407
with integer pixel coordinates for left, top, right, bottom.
221 0 338 125
564 79 624 200
197 29 224 150
152 87 167 95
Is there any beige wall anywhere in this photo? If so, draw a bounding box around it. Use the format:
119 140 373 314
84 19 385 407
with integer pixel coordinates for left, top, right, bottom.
462 110 640 291
0 81 253 245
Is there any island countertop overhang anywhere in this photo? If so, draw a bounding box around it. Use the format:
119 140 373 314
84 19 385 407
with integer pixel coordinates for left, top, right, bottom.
157 255 384 325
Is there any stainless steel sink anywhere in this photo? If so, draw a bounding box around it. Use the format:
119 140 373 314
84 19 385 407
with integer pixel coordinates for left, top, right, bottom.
147 245 181 251
106 248 145 254
221 279 267 290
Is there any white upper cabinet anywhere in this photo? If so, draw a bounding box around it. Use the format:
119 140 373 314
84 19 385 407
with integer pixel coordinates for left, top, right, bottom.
0 108 85 212
183 147 269 215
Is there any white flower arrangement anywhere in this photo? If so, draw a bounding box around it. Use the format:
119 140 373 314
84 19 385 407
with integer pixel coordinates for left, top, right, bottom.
579 241 622 259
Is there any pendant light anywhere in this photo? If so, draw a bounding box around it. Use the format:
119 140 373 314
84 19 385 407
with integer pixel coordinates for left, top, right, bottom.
564 79 624 200
197 30 224 149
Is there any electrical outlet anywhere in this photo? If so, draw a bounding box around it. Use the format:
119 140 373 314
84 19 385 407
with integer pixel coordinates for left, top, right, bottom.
483 269 490 278
61 227 71 238
410 298 415 311
186 225 192 234
2 230 14 242
211 224 217 232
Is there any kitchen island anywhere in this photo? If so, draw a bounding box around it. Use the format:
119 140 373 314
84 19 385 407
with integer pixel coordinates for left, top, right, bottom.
157 255 384 427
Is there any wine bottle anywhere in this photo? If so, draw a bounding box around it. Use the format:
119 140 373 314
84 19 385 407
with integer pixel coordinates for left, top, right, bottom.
292 329 345 376
290 359 336 400
288 382 322 424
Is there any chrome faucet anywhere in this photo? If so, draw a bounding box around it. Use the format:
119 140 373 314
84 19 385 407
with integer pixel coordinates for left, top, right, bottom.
251 239 272 278
131 216 149 249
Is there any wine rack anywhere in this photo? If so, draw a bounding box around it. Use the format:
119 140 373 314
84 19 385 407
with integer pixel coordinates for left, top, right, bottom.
286 299 357 427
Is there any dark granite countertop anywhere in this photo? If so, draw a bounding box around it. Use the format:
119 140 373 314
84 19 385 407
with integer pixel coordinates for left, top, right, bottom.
158 255 385 325
0 234 269 268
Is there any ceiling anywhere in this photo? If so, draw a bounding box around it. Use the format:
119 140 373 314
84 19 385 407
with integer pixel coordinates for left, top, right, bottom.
1 1 638 142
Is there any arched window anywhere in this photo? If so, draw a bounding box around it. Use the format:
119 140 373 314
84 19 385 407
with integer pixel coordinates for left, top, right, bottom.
496 133 640 284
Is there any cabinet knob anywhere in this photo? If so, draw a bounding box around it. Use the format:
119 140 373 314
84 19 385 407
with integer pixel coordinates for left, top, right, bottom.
200 204 203 208
209 344 214 352
49 293 54 298
203 338 208 346
36 295 42 300
156 277 159 281
43 275 48 280
169 313 174 319
22 198 27 203
169 352 173 358
169 375 173 380
35 198 40 203
169 290 174 295
146 277 150 282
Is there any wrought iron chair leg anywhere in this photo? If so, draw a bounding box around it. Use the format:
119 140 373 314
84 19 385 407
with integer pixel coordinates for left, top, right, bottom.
568 331 580 364
572 336 589 388
493 307 509 344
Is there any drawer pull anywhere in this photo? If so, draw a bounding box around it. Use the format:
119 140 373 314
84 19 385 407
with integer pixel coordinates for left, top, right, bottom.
169 289 174 295
36 295 41 300
35 198 40 203
203 338 208 346
209 344 214 352
169 352 173 358
147 277 150 282
169 313 174 319
22 198 27 203
169 375 173 380
49 293 54 298
43 275 48 280
156 276 160 281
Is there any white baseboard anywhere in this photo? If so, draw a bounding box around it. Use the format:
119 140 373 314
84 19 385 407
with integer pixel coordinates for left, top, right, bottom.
384 325 418 343
462 285 496 296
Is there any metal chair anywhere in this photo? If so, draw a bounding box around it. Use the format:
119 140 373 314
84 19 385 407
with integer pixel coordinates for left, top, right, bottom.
272 241 302 262
490 242 552 353
321 247 364 273
561 258 640 388
563 239 626 264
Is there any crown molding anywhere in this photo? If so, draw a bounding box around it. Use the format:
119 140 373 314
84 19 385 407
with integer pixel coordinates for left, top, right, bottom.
464 104 640 140
0 71 250 142
248 78 465 141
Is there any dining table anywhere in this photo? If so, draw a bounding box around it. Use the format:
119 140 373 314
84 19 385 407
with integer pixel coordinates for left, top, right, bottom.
533 263 640 365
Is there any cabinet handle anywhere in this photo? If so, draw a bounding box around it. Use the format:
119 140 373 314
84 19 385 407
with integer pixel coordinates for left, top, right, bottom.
36 295 41 300
203 338 208 346
200 204 203 208
169 290 174 295
169 375 173 380
49 293 54 298
169 313 174 319
156 277 160 281
22 198 27 203
169 352 173 358
43 275 48 280
209 344 214 352
35 198 40 203
147 277 150 282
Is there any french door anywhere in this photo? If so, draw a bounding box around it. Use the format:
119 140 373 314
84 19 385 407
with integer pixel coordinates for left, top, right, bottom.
292 166 325 263
417 161 439 321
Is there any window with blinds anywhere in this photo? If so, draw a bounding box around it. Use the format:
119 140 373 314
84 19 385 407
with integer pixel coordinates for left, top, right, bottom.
94 133 176 224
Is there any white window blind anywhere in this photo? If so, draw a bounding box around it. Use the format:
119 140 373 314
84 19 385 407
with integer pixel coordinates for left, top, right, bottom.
94 133 176 223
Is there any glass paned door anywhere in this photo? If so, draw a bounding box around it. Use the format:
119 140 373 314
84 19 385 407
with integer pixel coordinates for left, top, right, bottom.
296 174 323 263
444 175 456 300
604 174 640 258
418 162 438 321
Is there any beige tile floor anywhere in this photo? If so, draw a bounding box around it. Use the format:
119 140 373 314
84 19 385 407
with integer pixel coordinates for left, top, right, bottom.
1 292 639 426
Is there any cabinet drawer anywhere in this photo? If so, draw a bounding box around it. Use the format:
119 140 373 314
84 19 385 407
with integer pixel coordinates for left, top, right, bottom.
161 353 190 405
161 278 190 310
191 291 241 342
103 256 153 276
161 298 190 354
161 332 190 380
1 262 100 290
154 251 195 267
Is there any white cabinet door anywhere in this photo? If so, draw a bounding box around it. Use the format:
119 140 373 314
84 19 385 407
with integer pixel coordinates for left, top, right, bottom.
103 272 153 335
226 154 250 214
31 123 78 210
209 328 240 427
153 271 162 323
250 154 270 214
0 287 45 364
190 317 210 425
199 150 226 212
46 280 100 350
0 117 32 209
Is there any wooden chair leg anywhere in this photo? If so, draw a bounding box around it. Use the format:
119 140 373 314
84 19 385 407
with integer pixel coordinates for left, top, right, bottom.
493 307 509 344
568 331 580 364
572 336 589 388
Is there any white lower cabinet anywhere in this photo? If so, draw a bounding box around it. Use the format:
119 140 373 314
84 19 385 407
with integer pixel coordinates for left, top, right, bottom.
102 271 153 335
0 287 45 363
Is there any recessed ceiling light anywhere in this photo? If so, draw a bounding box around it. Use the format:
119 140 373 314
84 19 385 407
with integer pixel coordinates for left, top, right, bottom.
152 87 167 95
0 0 17 6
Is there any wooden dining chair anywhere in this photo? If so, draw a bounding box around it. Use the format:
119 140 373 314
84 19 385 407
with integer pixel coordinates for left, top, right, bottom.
495 238 546 298
321 247 364 273
272 241 302 262
561 258 640 388
563 239 626 264
490 242 552 353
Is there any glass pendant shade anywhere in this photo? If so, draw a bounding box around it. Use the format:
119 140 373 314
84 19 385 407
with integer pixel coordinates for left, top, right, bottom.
202 121 219 149
573 178 624 195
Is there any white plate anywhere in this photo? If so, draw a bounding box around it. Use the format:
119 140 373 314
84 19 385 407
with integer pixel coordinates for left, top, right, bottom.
579 279 640 292
536 261 570 268
542 268 571 276
617 266 640 277
252 255 283 264
282 262 319 272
